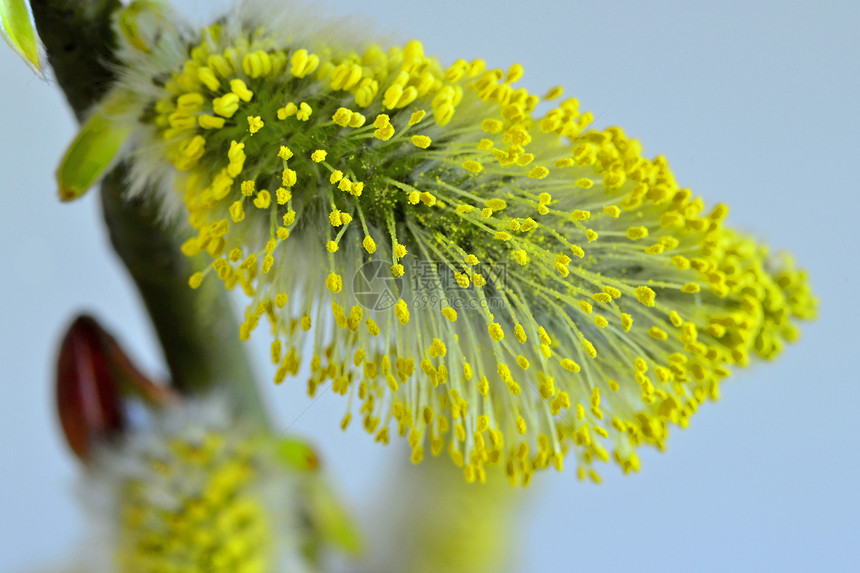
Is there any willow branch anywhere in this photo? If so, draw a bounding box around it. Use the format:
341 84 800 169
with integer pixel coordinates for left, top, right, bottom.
30 0 268 421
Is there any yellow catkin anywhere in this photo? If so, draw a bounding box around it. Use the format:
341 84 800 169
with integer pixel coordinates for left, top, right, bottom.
115 17 818 490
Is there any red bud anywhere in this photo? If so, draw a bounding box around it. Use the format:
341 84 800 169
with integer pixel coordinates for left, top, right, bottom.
56 315 176 461
56 315 126 461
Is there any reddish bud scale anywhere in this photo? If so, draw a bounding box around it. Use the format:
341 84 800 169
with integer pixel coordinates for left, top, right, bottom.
56 315 126 460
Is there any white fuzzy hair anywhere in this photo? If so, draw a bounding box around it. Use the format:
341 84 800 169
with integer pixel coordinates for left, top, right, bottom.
105 0 405 225
69 394 309 573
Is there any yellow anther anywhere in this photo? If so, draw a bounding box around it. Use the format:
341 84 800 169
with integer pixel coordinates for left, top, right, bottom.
561 359 580 373
373 114 390 128
710 203 729 221
290 49 319 78
277 102 298 119
337 178 353 193
311 149 327 162
671 255 690 270
649 327 668 340
409 110 426 125
197 67 220 91
627 226 649 240
635 286 656 307
555 254 571 277
603 205 621 217
481 119 503 134
395 300 410 324
325 273 342 293
229 200 245 222
374 123 395 140
515 153 534 166
230 79 254 102
528 165 549 179
661 212 684 227
513 324 527 344
212 93 239 118
240 180 256 197
277 146 293 161
519 218 537 232
541 86 563 101
198 115 225 129
484 198 507 211
247 115 264 134
515 417 527 434
331 62 363 91
604 286 621 299
332 107 353 127
363 236 376 254
592 292 612 304
242 50 272 78
262 254 274 274
383 84 404 109
430 338 447 358
275 187 291 205
442 307 458 322
411 135 432 148
253 190 271 209
505 63 525 83
488 323 505 341
329 209 349 227
282 168 297 187
621 313 633 332
296 102 312 121
365 318 380 336
188 272 204 289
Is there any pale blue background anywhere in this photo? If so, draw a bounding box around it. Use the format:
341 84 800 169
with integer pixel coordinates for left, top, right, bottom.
1 1 858 571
